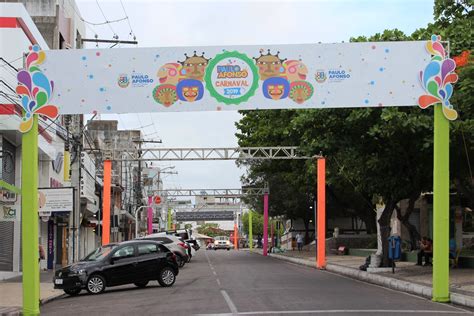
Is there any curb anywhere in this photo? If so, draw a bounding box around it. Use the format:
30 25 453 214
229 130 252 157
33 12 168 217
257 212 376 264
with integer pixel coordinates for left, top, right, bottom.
252 251 474 308
0 293 66 315
40 292 67 306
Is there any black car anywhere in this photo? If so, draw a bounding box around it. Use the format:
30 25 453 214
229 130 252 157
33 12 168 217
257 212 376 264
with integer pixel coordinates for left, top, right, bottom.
53 240 179 296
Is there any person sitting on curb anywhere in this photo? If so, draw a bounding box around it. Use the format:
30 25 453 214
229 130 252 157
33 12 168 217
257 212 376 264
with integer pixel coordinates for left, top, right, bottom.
416 236 433 266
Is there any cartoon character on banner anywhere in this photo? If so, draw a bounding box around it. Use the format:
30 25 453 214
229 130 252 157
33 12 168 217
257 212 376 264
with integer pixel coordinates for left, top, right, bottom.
283 60 308 82
153 84 177 107
157 63 183 85
255 50 314 104
16 45 59 133
262 77 290 100
153 52 210 107
254 49 286 81
289 81 314 104
284 59 313 104
179 51 210 81
177 79 204 102
418 35 458 120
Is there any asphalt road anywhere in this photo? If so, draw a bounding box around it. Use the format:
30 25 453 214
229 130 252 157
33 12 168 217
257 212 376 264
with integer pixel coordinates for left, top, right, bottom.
41 250 473 316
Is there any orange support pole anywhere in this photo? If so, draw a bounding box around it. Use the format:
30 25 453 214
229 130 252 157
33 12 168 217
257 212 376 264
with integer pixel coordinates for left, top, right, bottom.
317 157 326 269
102 159 112 245
234 223 238 250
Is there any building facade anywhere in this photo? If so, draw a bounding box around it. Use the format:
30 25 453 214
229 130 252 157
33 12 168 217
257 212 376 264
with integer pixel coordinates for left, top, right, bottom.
0 0 87 272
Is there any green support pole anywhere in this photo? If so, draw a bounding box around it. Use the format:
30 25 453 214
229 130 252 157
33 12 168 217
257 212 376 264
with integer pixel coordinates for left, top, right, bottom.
168 208 172 230
21 115 40 315
432 104 450 302
249 211 253 250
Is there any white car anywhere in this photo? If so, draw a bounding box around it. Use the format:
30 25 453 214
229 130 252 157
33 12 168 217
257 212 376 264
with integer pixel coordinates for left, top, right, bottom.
214 236 231 251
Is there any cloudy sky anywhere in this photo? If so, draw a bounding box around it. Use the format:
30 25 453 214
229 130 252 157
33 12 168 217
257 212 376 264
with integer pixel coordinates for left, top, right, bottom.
76 0 434 190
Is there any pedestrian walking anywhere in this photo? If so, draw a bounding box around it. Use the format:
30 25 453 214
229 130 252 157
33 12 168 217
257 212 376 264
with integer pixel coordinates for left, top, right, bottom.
257 235 262 248
38 244 45 263
296 233 303 251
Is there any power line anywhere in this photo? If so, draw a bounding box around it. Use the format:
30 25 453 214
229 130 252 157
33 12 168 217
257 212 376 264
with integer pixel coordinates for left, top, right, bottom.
96 0 118 39
119 0 136 41
68 0 127 27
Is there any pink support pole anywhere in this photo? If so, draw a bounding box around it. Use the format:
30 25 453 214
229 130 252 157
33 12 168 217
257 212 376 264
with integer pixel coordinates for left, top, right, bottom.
263 192 269 256
317 158 326 269
147 196 153 235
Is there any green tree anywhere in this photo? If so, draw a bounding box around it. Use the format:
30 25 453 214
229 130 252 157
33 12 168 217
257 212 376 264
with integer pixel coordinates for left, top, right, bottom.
236 0 472 266
197 223 228 237
241 211 264 237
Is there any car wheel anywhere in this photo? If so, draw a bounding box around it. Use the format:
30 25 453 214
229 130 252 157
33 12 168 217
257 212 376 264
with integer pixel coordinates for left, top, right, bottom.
177 255 185 268
86 274 106 295
158 267 176 287
64 288 81 296
134 281 149 288
227 248 230 251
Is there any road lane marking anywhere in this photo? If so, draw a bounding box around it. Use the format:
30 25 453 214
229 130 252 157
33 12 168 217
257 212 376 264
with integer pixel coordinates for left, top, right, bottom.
195 309 469 315
220 290 238 314
205 250 224 288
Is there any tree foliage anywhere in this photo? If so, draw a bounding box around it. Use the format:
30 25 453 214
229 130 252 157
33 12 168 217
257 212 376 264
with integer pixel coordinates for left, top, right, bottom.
236 1 473 265
241 210 264 237
197 223 229 237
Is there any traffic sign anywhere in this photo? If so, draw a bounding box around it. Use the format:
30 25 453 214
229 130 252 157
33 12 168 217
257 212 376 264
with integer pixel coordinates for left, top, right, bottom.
153 196 162 205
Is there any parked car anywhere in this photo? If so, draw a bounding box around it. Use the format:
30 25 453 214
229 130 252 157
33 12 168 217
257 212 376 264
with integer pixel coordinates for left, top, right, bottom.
214 236 231 250
140 233 189 268
53 240 179 296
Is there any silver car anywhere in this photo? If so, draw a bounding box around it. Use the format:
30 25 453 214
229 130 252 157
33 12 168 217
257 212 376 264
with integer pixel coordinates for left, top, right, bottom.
140 233 189 268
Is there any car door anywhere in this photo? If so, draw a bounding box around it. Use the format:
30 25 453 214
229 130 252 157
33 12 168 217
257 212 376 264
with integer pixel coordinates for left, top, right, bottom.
103 245 137 286
136 243 162 280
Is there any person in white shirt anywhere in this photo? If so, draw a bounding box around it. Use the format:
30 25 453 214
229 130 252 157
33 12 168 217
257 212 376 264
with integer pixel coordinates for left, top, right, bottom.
296 233 303 251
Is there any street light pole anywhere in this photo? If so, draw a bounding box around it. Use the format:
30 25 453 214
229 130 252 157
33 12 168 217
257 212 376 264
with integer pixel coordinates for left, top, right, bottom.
149 166 176 233
134 205 148 237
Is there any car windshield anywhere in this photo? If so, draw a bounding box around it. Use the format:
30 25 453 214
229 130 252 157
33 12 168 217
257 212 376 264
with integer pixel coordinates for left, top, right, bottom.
82 244 117 261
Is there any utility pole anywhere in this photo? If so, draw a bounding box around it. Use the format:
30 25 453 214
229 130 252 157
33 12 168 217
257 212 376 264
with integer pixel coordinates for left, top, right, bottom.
65 114 83 263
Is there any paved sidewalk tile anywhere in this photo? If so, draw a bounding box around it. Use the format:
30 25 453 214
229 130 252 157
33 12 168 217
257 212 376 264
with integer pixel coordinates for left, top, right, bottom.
0 271 64 313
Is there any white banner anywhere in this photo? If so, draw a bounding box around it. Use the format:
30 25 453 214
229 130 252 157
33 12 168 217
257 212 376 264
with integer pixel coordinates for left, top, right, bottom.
41 41 428 114
38 188 73 214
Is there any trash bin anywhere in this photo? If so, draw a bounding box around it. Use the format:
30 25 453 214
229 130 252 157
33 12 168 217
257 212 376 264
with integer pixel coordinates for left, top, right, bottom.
388 235 401 273
388 236 401 260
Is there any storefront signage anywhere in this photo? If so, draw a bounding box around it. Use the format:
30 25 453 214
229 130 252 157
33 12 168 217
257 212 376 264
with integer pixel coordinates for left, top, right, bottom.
38 187 73 214
0 205 17 221
0 190 17 204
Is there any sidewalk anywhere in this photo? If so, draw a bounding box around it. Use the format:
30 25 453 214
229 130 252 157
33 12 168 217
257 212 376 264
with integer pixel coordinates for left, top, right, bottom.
250 249 474 308
0 270 64 315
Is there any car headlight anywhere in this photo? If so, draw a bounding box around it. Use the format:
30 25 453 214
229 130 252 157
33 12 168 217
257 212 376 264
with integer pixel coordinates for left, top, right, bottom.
69 269 86 276
214 241 218 245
